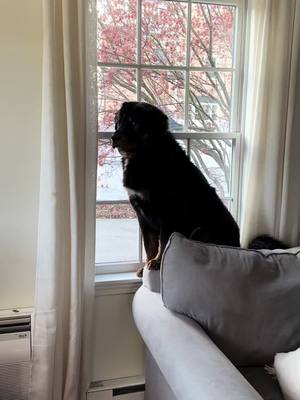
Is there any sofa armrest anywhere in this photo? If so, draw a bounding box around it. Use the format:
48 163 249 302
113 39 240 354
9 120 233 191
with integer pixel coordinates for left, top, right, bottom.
133 286 263 400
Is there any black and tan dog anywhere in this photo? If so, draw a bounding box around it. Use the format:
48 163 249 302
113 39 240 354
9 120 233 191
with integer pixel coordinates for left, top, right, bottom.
112 102 240 276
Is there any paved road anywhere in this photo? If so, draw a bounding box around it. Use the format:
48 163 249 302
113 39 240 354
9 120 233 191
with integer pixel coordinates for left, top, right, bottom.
95 218 140 264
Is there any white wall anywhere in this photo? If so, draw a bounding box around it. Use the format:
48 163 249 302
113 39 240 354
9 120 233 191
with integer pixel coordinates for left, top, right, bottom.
0 1 43 309
0 1 144 384
92 292 145 382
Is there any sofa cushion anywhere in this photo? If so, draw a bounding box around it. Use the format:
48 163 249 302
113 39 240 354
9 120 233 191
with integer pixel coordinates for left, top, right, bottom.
161 232 300 366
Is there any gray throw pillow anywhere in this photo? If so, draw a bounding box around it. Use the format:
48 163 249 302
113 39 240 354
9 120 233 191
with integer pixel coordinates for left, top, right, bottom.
161 232 300 367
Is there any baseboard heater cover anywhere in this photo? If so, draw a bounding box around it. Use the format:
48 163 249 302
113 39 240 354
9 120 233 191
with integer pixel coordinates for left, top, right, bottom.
88 375 145 398
112 384 145 396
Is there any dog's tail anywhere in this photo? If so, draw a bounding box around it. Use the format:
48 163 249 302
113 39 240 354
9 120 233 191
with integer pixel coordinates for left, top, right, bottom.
248 234 290 250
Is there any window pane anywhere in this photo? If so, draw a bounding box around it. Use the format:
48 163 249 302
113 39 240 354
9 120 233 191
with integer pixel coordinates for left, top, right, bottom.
141 69 185 131
98 67 137 131
95 203 139 263
95 0 242 269
97 0 137 64
97 140 128 201
189 71 232 132
177 139 187 153
96 139 140 264
190 4 235 68
142 0 187 66
222 198 232 210
190 139 232 199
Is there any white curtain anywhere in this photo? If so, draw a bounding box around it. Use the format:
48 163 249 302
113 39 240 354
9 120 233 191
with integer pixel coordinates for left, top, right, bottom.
30 1 96 399
241 0 300 246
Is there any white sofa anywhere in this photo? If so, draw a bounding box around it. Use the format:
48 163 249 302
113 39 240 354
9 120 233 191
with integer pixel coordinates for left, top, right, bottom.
133 273 284 400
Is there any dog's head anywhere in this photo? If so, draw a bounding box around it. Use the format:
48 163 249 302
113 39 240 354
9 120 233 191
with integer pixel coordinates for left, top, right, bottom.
111 102 169 155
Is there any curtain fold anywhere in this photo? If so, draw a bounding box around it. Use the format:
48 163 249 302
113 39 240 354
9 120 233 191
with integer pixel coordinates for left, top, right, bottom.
30 1 96 399
279 1 300 245
241 0 300 246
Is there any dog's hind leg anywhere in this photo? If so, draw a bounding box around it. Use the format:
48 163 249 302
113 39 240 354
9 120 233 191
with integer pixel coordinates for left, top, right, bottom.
189 226 213 242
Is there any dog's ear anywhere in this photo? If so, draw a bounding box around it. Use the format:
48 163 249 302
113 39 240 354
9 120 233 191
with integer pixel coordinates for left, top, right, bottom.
115 102 132 126
120 101 129 113
120 101 138 118
135 103 169 134
154 108 169 133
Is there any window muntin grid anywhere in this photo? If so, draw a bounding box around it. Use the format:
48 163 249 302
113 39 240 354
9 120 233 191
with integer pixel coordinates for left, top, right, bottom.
96 0 245 272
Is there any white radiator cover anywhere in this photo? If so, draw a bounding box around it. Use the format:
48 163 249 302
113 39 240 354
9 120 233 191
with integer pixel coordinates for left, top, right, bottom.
87 376 145 400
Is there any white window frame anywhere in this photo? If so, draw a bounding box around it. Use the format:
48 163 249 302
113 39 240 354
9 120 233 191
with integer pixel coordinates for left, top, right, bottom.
96 0 246 275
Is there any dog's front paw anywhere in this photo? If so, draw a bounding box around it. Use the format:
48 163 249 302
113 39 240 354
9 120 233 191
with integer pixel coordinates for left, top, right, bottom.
145 258 161 271
136 266 144 278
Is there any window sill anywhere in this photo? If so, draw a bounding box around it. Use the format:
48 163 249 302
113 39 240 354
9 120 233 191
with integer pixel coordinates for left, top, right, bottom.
95 272 142 296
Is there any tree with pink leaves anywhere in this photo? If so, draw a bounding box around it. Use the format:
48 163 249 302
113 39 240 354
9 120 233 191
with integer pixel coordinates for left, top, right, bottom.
97 0 236 199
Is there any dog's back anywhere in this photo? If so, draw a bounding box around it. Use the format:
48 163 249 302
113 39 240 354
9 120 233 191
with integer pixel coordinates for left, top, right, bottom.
124 129 240 247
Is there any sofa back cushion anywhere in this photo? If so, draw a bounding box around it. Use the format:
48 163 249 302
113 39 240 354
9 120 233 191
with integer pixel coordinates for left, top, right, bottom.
161 232 300 366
